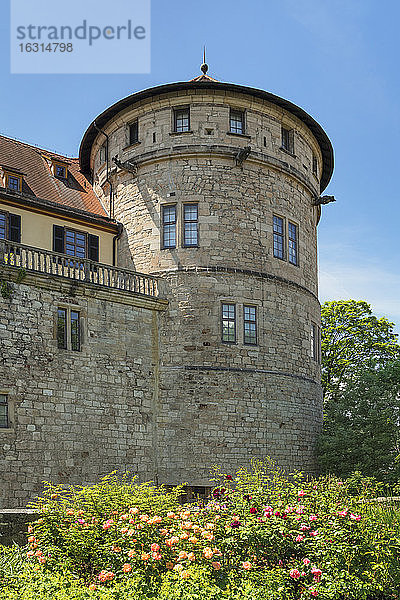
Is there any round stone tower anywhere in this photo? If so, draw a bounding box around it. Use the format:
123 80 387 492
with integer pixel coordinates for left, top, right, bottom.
80 66 333 486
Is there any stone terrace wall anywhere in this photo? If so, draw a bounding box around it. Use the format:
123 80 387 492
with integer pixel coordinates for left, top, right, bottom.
0 269 167 508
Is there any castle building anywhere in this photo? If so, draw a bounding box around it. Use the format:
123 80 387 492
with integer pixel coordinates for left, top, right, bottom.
0 65 333 507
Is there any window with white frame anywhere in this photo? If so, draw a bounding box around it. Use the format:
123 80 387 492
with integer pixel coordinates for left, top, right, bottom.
273 215 285 259
173 107 190 133
243 305 257 345
288 221 298 266
230 109 245 134
162 205 177 249
221 303 236 343
183 204 198 247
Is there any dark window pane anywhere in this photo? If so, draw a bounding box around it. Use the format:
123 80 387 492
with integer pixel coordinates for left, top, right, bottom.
7 176 20 191
55 165 66 178
288 222 298 265
0 213 6 240
71 311 80 351
129 121 138 145
57 308 67 349
0 395 8 428
244 305 257 345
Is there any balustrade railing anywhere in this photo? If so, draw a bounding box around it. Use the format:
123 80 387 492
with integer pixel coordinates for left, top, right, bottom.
0 240 159 298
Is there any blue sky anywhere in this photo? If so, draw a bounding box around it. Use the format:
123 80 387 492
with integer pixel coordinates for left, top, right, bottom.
1 0 399 331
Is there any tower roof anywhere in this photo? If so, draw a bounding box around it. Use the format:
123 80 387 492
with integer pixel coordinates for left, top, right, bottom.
80 80 334 192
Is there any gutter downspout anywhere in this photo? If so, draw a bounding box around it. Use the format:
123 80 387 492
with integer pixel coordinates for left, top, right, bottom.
93 121 114 219
112 223 123 267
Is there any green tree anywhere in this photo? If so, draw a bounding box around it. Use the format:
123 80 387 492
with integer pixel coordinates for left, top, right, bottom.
317 360 400 483
321 300 400 401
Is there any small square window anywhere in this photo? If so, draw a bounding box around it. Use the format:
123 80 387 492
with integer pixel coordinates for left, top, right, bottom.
0 394 9 428
129 121 139 145
57 308 81 352
281 127 294 154
6 174 22 192
174 108 190 133
222 303 236 343
55 165 66 178
230 109 245 135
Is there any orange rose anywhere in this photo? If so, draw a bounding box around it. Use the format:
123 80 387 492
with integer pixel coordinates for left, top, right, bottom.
122 563 132 573
242 561 252 570
212 561 221 570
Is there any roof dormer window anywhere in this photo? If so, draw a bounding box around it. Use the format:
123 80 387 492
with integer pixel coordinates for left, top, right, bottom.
53 161 68 179
51 160 69 179
5 172 22 192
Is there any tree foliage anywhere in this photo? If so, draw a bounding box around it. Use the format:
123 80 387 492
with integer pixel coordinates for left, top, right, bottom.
321 300 400 401
317 360 400 483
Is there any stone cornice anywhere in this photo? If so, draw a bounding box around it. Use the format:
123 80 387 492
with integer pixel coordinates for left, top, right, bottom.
111 144 320 199
1 266 169 311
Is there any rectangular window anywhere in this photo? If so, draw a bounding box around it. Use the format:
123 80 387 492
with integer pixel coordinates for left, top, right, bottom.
100 144 107 164
58 308 81 352
230 109 245 134
311 323 321 363
65 229 86 259
71 311 80 351
55 164 66 178
0 211 21 243
222 303 236 343
244 305 257 345
312 154 318 177
0 212 6 240
129 120 139 145
183 204 198 247
273 215 285 259
281 127 294 154
0 394 8 428
6 174 21 191
288 222 298 266
174 108 190 133
162 205 176 249
57 308 67 349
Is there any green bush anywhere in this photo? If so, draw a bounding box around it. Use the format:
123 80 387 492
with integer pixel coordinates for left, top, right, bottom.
0 462 399 599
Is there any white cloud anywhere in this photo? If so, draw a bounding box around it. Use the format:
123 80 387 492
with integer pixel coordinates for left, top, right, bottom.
319 261 400 332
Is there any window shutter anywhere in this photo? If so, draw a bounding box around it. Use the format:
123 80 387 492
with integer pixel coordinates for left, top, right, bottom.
88 234 99 262
53 225 65 254
8 214 21 243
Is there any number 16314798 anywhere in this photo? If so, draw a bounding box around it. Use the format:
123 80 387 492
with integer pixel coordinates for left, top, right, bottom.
19 43 73 52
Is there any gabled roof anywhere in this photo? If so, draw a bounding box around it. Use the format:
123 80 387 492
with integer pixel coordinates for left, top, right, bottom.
0 134 108 218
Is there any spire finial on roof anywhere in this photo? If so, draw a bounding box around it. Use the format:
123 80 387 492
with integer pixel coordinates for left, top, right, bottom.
200 45 208 75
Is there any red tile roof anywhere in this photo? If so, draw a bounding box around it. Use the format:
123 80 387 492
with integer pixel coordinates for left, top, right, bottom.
0 134 108 218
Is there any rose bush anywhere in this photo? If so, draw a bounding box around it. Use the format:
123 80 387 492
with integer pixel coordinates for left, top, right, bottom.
0 462 399 599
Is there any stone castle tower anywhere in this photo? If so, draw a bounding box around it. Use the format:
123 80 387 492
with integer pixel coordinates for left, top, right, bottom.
0 64 333 507
80 65 334 485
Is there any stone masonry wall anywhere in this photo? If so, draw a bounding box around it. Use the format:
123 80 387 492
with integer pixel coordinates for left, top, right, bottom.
0 270 166 508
